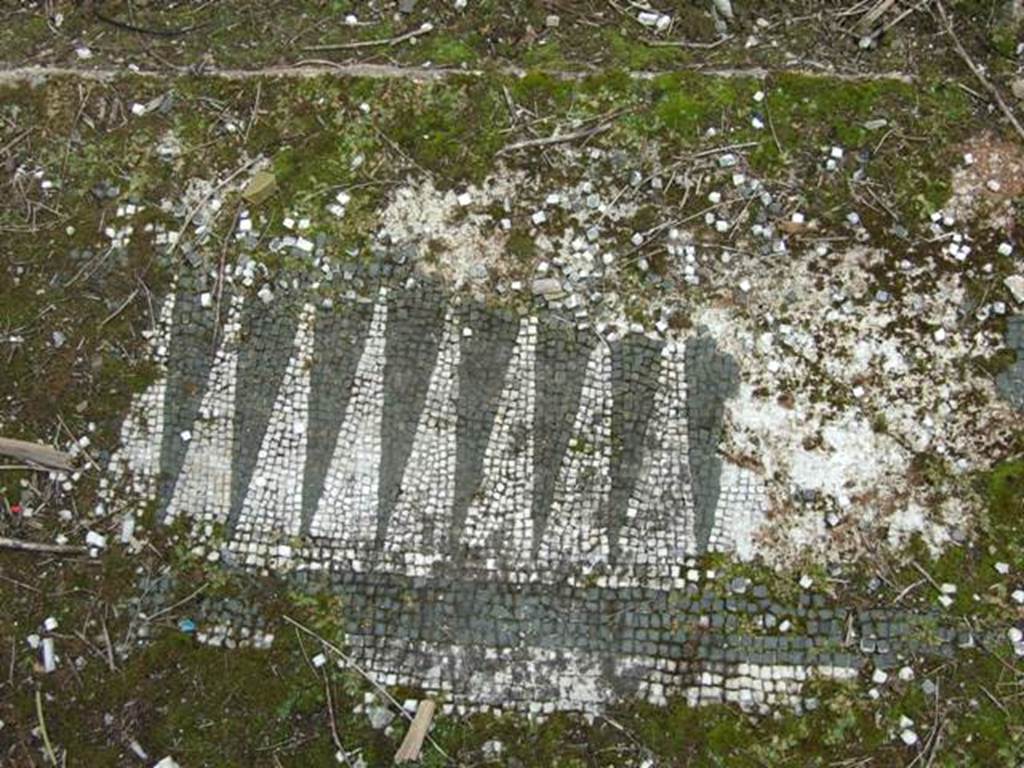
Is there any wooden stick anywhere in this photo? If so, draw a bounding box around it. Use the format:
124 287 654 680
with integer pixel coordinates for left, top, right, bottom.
0 537 87 555
877 0 933 36
0 437 72 471
689 141 759 159
394 699 436 764
142 581 209 622
99 287 139 328
910 560 943 593
283 615 451 763
100 610 118 672
0 572 41 592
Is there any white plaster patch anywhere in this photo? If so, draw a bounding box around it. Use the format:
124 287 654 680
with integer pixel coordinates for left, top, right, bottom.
379 177 522 287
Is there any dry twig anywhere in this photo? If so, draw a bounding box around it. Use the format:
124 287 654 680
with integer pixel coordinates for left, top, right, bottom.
497 108 632 156
170 157 262 255
857 0 898 30
643 35 733 49
93 7 203 36
877 0 933 36
935 0 1024 142
322 669 354 768
35 689 59 765
99 287 139 328
143 581 209 622
498 122 614 155
283 615 452 764
304 23 434 52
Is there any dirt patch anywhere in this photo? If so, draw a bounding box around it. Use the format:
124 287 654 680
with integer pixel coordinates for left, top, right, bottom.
949 132 1024 230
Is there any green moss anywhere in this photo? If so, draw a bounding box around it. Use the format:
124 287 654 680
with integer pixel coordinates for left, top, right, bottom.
654 88 709 138
604 30 681 70
891 455 1024 621
974 348 1016 378
990 24 1020 58
383 79 505 184
641 73 756 143
505 229 537 263
522 41 570 70
985 458 1024 535
768 73 898 145
423 35 480 66
511 71 576 112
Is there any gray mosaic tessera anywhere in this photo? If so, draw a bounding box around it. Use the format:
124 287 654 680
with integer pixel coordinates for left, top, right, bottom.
111 281 972 715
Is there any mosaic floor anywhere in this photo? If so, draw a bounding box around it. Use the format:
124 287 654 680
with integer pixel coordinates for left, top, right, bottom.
109 275 980 714
133 564 974 715
120 280 766 580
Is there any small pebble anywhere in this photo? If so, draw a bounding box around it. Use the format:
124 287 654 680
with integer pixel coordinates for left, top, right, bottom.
900 729 918 747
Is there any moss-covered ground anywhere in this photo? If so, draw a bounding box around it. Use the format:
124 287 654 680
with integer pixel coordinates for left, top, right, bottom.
2 4 1023 765
2 0 1022 85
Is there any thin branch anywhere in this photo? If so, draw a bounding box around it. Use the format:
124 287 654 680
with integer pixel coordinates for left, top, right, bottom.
935 0 1024 142
304 23 434 52
910 560 943 593
35 689 59 766
92 5 205 37
892 578 926 604
170 157 262 255
689 141 760 159
856 0 898 31
100 610 118 673
0 572 41 593
99 287 139 328
643 34 733 49
142 581 209 623
498 121 614 156
0 128 33 157
877 0 933 37
283 615 451 764
322 669 353 768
